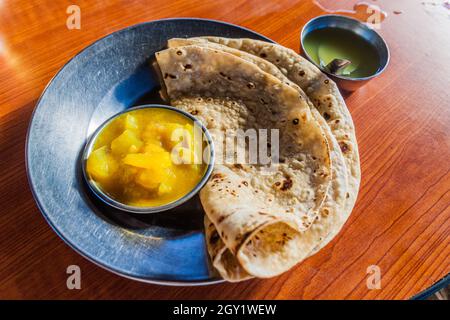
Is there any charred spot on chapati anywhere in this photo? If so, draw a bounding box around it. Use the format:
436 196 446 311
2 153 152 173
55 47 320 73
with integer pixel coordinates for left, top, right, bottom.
321 208 330 217
209 231 220 245
280 177 293 191
339 141 350 153
164 73 177 79
212 173 224 180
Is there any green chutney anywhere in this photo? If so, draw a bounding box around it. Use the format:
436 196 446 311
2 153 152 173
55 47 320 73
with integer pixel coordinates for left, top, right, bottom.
303 27 380 78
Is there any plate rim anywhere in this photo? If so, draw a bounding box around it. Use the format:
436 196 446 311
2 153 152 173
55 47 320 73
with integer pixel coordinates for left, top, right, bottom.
25 17 274 286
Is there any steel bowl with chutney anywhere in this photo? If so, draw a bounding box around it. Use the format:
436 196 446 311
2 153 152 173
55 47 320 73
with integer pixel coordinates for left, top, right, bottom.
300 14 390 91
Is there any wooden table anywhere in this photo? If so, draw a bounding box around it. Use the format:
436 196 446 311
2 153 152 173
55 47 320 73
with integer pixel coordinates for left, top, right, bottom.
0 0 449 300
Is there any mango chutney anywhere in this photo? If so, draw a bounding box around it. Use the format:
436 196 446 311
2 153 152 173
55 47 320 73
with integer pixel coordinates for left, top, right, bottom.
85 107 208 208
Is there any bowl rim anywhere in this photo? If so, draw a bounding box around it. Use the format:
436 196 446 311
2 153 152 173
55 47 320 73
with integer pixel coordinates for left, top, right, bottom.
81 104 215 214
300 14 390 82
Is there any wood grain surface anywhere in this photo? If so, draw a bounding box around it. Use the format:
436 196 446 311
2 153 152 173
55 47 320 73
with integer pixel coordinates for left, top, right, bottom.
0 0 449 299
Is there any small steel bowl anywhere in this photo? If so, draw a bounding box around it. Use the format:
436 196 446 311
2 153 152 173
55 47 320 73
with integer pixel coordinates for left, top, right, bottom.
81 104 215 214
300 14 390 91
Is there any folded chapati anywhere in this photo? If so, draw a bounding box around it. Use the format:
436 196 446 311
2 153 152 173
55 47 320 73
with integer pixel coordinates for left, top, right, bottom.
166 38 352 280
155 36 360 281
156 45 336 278
190 37 360 255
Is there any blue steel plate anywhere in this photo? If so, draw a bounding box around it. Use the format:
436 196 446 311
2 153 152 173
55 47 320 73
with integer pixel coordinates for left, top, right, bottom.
26 18 273 285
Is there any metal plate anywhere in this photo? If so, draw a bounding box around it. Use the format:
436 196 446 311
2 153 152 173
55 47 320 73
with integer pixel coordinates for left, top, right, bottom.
26 18 272 285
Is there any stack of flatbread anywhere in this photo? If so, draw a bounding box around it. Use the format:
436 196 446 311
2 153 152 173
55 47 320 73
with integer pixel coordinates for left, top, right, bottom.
155 37 360 282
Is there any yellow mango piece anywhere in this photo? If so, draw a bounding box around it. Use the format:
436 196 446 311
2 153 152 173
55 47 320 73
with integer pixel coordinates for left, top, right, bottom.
123 153 153 169
124 114 139 131
135 167 166 190
143 142 165 153
123 152 172 169
111 129 143 155
150 151 173 168
86 146 118 181
135 171 159 190
158 183 172 196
